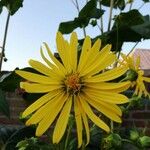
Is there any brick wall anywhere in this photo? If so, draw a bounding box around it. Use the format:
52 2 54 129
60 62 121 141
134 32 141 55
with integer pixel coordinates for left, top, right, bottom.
122 98 150 135
0 91 150 136
0 92 27 126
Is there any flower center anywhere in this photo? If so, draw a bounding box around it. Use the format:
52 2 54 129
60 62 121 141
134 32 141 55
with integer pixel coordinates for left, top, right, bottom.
64 73 81 94
126 69 138 81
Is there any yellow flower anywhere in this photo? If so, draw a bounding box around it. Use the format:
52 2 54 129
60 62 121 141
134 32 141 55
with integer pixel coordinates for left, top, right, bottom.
121 53 150 98
16 32 130 148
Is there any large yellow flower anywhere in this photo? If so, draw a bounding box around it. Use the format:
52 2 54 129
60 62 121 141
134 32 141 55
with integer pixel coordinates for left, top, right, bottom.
16 32 130 148
121 53 150 98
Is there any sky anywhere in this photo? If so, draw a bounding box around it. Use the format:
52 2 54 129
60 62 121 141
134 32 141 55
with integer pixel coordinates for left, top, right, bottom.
0 0 150 71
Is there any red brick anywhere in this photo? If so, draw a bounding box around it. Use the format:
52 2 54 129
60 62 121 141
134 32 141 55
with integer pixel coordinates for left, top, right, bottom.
0 118 22 125
122 120 146 128
132 112 150 119
145 129 150 136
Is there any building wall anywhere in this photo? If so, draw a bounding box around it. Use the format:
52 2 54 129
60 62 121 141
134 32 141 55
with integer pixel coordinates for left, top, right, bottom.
0 92 150 136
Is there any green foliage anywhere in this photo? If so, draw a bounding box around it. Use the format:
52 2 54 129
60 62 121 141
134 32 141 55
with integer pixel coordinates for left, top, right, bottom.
59 0 104 34
0 0 23 15
16 137 52 150
138 136 150 148
142 0 150 2
102 133 122 149
130 130 140 141
0 71 22 92
0 70 23 117
0 89 9 117
101 0 125 10
2 126 36 150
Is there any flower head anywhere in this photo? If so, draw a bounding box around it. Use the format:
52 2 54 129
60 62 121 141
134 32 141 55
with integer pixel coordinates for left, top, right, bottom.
16 32 130 147
120 53 150 98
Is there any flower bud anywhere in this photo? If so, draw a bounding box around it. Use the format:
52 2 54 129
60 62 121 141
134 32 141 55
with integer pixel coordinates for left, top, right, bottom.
130 130 139 141
139 136 150 147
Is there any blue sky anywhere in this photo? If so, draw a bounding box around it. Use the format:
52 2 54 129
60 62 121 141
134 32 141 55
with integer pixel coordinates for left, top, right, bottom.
0 0 150 71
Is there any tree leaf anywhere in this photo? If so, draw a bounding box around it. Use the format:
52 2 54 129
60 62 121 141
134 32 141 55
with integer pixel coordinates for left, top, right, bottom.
58 0 104 34
0 89 10 118
142 0 150 3
0 0 23 15
131 15 150 39
58 19 80 34
0 71 22 92
4 126 36 150
101 0 125 10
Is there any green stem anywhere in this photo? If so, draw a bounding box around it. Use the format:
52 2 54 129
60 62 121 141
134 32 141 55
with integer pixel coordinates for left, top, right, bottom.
81 141 86 150
75 0 87 37
122 138 133 144
110 120 114 133
138 2 145 10
127 42 139 57
98 0 104 34
107 0 114 32
64 125 72 150
129 2 133 11
82 26 87 38
0 11 10 71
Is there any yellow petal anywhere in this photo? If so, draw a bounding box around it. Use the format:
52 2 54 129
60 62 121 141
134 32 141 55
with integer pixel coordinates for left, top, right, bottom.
16 70 60 84
22 90 60 117
25 92 64 126
74 96 83 148
56 32 68 68
81 53 116 77
85 39 101 66
83 44 111 71
56 33 72 73
53 97 72 143
86 81 131 92
79 39 101 73
43 42 67 74
84 66 128 83
78 96 110 133
69 32 78 71
40 47 64 78
83 92 122 116
29 59 56 77
36 93 68 136
84 89 129 104
78 36 91 72
77 97 90 145
135 56 140 70
86 97 122 123
20 82 62 93
40 47 56 69
143 77 150 83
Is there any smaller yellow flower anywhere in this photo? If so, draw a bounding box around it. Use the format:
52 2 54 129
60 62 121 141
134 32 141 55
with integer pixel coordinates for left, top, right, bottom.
120 53 150 98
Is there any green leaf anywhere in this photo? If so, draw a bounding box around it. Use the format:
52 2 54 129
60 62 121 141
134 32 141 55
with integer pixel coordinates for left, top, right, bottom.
111 10 150 43
131 15 150 39
4 126 36 150
0 89 10 118
59 19 80 34
0 0 23 15
101 0 125 10
79 9 149 52
86 126 103 150
142 0 150 3
122 142 139 150
0 126 18 144
0 71 22 92
58 0 104 34
139 136 150 148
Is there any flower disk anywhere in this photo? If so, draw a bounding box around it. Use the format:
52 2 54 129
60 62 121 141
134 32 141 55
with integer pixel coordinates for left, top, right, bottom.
16 32 130 148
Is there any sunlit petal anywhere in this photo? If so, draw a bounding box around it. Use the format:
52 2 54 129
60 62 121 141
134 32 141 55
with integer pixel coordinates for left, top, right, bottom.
53 96 72 143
